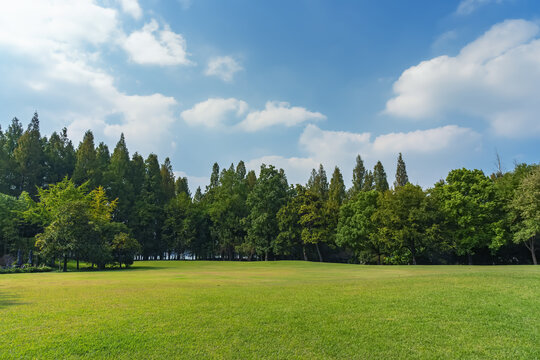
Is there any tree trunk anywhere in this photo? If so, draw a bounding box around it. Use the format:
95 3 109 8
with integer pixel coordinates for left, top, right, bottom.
377 253 381 265
303 246 308 261
265 251 268 261
529 239 537 265
76 258 79 270
63 256 68 272
315 243 323 262
467 253 473 265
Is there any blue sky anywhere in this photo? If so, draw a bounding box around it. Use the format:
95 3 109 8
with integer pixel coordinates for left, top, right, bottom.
1 0 539 191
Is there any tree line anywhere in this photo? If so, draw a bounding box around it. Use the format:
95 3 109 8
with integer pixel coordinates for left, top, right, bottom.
0 114 538 269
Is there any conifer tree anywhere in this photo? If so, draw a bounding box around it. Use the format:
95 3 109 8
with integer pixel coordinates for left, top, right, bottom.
246 170 257 191
373 161 389 192
208 162 220 190
13 112 44 195
193 186 203 202
160 157 176 202
394 153 409 188
1 118 23 195
175 177 191 198
352 155 366 193
72 130 97 187
94 142 110 187
307 164 329 201
107 134 133 223
236 160 246 179
363 170 374 191
329 166 346 205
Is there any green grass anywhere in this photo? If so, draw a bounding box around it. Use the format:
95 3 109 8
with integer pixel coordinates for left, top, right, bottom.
1 261 539 359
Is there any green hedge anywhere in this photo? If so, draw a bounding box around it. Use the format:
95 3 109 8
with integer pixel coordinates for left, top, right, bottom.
0 265 53 274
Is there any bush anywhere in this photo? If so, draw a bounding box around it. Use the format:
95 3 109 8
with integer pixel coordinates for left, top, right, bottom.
0 265 53 274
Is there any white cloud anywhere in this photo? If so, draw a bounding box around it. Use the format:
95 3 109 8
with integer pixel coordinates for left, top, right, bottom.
385 19 540 137
456 0 505 15
205 56 243 82
118 0 142 19
247 124 480 187
181 98 248 128
238 101 326 132
181 99 325 131
123 19 193 66
174 171 209 194
0 0 180 154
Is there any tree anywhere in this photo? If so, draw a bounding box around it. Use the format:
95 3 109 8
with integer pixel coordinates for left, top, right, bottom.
362 170 374 191
72 130 97 187
245 164 289 260
336 191 382 263
208 162 220 190
373 161 389 192
394 153 409 188
276 186 304 259
43 128 76 185
374 184 437 265
329 166 346 205
298 189 329 262
351 155 366 194
94 142 110 187
13 112 44 196
111 232 141 268
106 134 133 224
510 166 540 264
307 164 329 201
175 177 191 198
435 169 496 264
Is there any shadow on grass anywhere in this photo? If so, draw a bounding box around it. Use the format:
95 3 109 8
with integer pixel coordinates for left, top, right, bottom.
0 290 25 309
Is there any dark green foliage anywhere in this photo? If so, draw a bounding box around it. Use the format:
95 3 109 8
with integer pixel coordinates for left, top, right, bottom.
13 113 44 196
307 164 329 201
72 130 97 187
245 164 289 260
394 153 409 188
329 166 346 205
351 155 366 194
373 161 389 192
175 177 190 198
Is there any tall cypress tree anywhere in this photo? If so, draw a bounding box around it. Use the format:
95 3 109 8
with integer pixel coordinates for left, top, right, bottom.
107 134 133 223
208 162 220 190
352 155 366 193
236 160 246 180
394 153 409 189
13 112 44 195
329 166 346 205
362 170 374 191
72 130 97 187
175 177 191 198
94 142 110 187
160 157 176 202
373 161 389 192
246 170 257 191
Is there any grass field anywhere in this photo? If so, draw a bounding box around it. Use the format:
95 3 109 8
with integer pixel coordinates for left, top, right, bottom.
1 261 539 359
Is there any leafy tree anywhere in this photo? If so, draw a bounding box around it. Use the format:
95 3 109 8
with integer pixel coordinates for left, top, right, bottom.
373 161 389 192
336 191 382 263
111 232 141 267
163 192 194 259
394 153 409 188
435 169 496 264
245 164 289 260
276 186 304 259
374 184 437 265
510 166 540 264
298 189 329 262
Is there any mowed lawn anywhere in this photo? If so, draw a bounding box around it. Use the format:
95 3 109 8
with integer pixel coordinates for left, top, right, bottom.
1 262 539 359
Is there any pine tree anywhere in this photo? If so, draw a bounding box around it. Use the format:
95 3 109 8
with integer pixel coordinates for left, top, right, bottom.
352 155 366 193
107 134 133 223
363 170 374 191
208 162 220 190
307 164 329 200
394 153 409 188
246 170 257 190
236 160 246 179
160 157 176 202
72 130 97 187
193 186 203 202
329 166 346 205
94 142 110 187
175 177 191 198
13 112 44 195
373 161 389 192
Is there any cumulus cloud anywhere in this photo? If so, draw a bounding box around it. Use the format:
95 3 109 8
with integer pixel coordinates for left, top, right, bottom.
181 98 248 128
456 0 505 15
385 19 540 137
205 56 243 82
238 101 326 132
181 99 325 131
0 0 180 153
123 19 193 66
118 0 142 19
247 124 480 187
